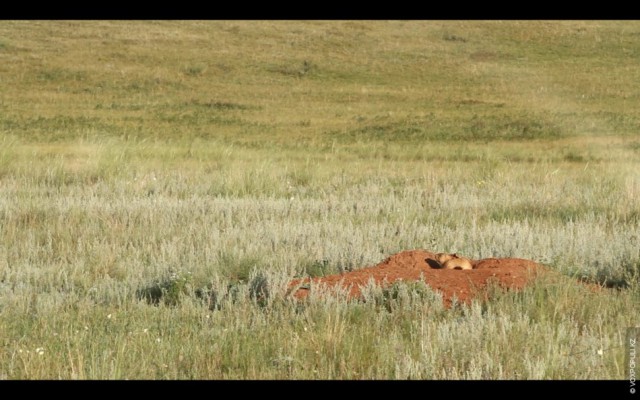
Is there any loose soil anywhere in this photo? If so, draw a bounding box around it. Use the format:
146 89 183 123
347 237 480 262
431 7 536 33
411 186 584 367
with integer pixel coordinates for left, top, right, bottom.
289 250 547 307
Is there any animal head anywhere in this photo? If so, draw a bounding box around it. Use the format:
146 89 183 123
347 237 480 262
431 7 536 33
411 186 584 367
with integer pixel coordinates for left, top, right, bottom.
435 253 458 264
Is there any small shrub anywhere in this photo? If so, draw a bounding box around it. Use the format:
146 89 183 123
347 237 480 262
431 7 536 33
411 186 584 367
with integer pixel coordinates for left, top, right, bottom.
195 281 242 310
443 33 467 42
183 64 206 77
269 60 316 78
249 272 269 306
137 271 193 306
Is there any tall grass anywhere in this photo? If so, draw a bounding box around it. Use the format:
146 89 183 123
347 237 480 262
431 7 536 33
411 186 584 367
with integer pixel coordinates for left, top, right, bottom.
0 20 638 379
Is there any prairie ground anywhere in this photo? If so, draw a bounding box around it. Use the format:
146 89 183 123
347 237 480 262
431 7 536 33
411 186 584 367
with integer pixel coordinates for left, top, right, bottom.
0 20 638 379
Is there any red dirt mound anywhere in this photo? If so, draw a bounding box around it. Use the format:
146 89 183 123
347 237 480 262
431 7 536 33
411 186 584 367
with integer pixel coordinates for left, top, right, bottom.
289 250 547 307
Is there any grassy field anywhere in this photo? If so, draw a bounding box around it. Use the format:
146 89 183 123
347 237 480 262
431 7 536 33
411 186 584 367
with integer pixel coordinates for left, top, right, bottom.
0 20 638 379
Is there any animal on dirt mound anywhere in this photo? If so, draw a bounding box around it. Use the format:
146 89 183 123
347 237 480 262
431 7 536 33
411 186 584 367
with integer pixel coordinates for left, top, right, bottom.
435 253 473 270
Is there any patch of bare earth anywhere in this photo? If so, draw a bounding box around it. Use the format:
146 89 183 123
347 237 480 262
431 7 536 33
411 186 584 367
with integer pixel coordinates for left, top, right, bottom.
289 250 548 307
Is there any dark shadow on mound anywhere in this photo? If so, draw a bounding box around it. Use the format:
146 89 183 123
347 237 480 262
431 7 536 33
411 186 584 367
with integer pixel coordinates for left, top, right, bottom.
425 258 442 269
